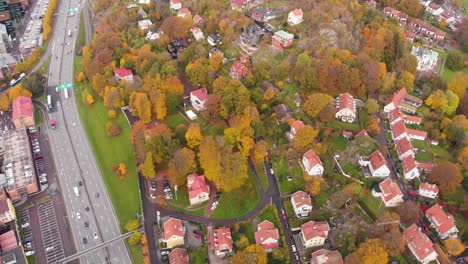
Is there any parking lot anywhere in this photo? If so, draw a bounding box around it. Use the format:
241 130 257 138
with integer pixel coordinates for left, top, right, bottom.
30 131 49 188
37 200 65 264
0 110 15 134
18 0 50 56
19 208 35 256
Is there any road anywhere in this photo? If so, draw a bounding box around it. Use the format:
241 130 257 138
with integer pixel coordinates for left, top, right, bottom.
41 0 132 263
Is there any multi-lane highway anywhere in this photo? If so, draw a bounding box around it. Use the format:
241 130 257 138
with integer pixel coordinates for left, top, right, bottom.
43 0 132 263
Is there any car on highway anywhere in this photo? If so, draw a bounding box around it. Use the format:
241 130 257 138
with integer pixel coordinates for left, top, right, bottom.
84 222 89 228
76 212 81 219
82 237 87 244
93 232 99 240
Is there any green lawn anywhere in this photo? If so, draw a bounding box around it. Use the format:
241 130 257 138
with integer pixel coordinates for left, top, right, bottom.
128 245 143 264
331 135 347 152
412 140 452 163
438 49 468 83
358 192 385 220
259 206 280 227
326 121 361 130
73 56 142 262
273 158 306 194
165 113 189 130
255 161 269 191
170 186 191 207
26 256 36 264
34 105 43 125
188 244 208 264
76 11 87 50
211 171 260 219
38 56 51 75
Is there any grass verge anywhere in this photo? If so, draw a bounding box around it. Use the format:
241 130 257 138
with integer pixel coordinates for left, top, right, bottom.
34 105 43 125
76 12 87 50
73 56 142 261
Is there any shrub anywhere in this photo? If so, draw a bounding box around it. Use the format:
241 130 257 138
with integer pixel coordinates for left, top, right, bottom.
106 121 120 136
108 109 117 119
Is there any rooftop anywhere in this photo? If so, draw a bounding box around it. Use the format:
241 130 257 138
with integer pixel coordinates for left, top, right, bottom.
379 178 403 203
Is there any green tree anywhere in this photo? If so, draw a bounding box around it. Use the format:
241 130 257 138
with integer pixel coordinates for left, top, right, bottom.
167 148 196 186
446 50 465 71
21 72 46 98
128 232 142 246
138 152 156 179
366 98 380 114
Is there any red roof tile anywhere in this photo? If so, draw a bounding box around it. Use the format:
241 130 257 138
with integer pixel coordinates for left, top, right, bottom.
291 120 305 131
213 227 233 251
190 88 208 102
379 178 403 203
187 173 210 199
407 128 427 139
0 230 18 252
337 93 355 115
355 129 369 138
255 220 279 249
417 161 434 171
114 68 133 78
291 191 312 209
163 218 184 240
291 8 303 17
419 182 439 194
303 150 322 169
391 120 407 140
395 137 413 157
301 221 329 241
369 150 388 171
311 249 343 264
403 224 437 262
12 96 33 121
402 155 417 174
389 108 403 124
404 115 422 124
426 204 457 236
385 88 407 107
169 248 189 264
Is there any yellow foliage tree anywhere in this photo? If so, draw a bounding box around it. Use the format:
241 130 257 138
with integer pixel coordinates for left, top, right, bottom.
185 123 203 149
347 238 388 264
304 176 325 196
108 109 117 119
76 71 86 82
232 244 267 264
292 125 319 152
447 72 468 99
252 140 268 164
263 87 276 101
139 152 156 179
443 238 464 256
118 163 127 176
86 94 95 105
238 136 254 157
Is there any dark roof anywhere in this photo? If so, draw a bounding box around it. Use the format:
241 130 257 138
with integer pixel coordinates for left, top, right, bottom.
273 104 292 121
0 11 11 22
260 81 281 93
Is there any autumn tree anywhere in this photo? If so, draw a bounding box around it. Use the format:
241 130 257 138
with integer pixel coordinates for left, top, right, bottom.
443 238 465 256
186 58 210 87
366 98 380 114
446 50 465 71
160 16 193 40
292 125 319 152
458 146 468 171
395 200 423 223
118 163 127 176
167 148 196 186
346 239 388 264
128 232 142 246
395 71 415 92
232 244 267 264
149 90 167 120
447 72 468 99
252 140 268 164
235 235 250 250
106 122 121 136
125 219 140 232
425 89 459 115
380 229 406 257
366 116 381 136
427 162 463 194
130 92 152 123
108 109 117 119
21 72 45 98
317 103 336 122
139 152 156 179
76 71 86 82
185 123 203 149
303 93 334 119
205 94 221 120
304 177 325 196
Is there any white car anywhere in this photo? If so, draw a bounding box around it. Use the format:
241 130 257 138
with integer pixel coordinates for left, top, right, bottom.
25 251 35 256
93 232 98 240
292 245 297 253
76 212 81 219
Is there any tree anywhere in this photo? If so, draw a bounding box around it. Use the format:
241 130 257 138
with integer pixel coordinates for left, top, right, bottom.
118 163 127 175
346 239 388 264
303 93 334 118
395 71 415 92
160 16 193 40
235 235 250 250
427 162 463 194
139 152 156 179
128 232 142 246
446 50 465 71
106 122 120 136
232 244 267 264
443 238 465 256
21 72 45 98
317 103 336 122
76 71 86 82
263 87 276 101
366 98 380 114
458 146 468 171
380 229 406 257
447 72 468 99
185 123 203 149
130 92 152 123
125 219 140 232
86 94 95 105
108 109 117 119
185 58 210 87
167 148 196 186
305 177 324 196
395 200 423 223
292 125 319 152
366 116 381 136
238 136 254 157
252 140 268 164
397 0 422 17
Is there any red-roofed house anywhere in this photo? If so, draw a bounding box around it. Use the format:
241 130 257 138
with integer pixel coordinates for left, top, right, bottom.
169 248 189 264
426 204 458 239
355 129 369 138
255 220 279 252
213 227 233 257
0 230 19 252
287 8 303 25
388 108 404 126
335 93 356 123
190 88 208 112
395 137 414 160
163 218 185 248
409 19 446 43
417 161 434 173
372 178 404 207
170 0 182 10
359 150 390 177
300 221 330 248
311 249 343 264
191 27 204 41
406 31 416 43
177 8 191 18
291 190 313 218
290 120 305 139
404 115 422 125
193 15 204 26
229 61 248 79
383 7 408 26
271 30 294 50
301 150 324 177
391 120 408 142
427 2 443 16
187 173 210 206
384 88 407 113
402 155 420 180
230 0 246 11
12 96 34 129
407 129 427 141
419 182 439 199
403 224 438 264
114 68 134 83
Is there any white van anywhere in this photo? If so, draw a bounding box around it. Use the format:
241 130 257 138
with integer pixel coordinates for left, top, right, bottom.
73 187 80 196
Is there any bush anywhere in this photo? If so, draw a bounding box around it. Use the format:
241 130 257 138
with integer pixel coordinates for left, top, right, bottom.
106 121 120 136
446 50 465 71
108 109 117 119
128 232 142 246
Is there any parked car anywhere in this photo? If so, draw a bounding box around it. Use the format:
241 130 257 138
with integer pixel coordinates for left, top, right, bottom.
82 237 87 244
292 245 297 253
93 232 98 240
150 180 156 191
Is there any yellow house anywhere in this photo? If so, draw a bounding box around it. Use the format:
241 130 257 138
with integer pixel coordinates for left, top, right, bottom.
300 221 330 248
163 218 185 248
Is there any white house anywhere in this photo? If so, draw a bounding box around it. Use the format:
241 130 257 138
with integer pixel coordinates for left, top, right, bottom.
335 93 356 123
187 173 210 206
407 129 427 141
395 137 414 160
190 88 208 111
291 191 313 218
311 249 343 264
426 204 459 239
359 150 390 177
213 227 234 257
191 27 204 41
390 120 408 142
418 182 439 199
402 155 420 180
138 19 153 31
301 150 324 177
300 221 330 248
255 220 279 252
170 0 182 10
427 2 444 16
372 178 404 207
287 8 303 25
290 120 304 139
403 224 438 264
